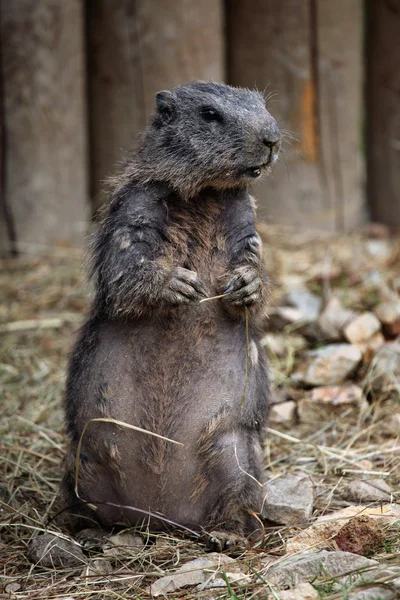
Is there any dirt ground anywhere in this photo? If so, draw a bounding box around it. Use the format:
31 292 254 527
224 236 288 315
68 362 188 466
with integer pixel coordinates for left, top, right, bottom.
1 225 399 599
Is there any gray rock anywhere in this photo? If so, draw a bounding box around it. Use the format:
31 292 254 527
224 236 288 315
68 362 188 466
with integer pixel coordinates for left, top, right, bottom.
348 587 396 600
148 553 246 597
27 533 85 567
297 385 368 422
268 290 325 341
278 290 322 322
318 297 357 339
365 239 392 261
264 551 378 589
262 474 314 525
367 340 400 391
341 479 393 503
81 558 113 578
253 582 319 600
261 332 306 358
268 306 309 330
292 344 362 386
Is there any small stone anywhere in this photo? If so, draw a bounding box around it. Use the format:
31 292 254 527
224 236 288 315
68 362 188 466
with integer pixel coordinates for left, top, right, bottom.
297 385 367 422
335 515 385 556
148 554 244 597
367 340 400 391
286 505 400 554
271 387 291 404
358 331 385 362
365 239 392 262
278 290 323 322
344 313 381 345
104 531 144 555
268 306 308 330
108 531 144 548
5 583 21 594
254 582 319 600
341 479 393 503
291 344 362 386
262 474 314 525
375 300 400 336
318 297 356 339
271 583 319 600
264 551 378 589
28 533 85 567
349 587 396 600
262 333 306 358
196 571 250 592
385 412 400 434
81 558 113 578
269 401 297 423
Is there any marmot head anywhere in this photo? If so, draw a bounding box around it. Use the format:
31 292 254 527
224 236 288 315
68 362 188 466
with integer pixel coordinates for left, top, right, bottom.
133 81 281 198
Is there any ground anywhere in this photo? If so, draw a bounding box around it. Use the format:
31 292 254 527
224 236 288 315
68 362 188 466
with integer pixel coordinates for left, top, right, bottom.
0 225 399 599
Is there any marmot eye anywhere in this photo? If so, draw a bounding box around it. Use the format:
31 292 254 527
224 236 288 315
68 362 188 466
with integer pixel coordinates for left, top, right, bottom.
200 107 223 123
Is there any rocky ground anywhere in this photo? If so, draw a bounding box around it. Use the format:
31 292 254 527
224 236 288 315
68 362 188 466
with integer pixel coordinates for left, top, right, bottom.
0 224 399 599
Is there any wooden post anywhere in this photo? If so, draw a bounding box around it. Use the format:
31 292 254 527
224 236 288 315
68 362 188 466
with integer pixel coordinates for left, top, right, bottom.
227 0 365 232
87 0 225 211
0 0 88 255
367 0 400 228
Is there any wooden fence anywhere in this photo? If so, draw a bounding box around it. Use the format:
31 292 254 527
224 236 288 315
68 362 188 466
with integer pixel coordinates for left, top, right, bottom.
0 0 399 256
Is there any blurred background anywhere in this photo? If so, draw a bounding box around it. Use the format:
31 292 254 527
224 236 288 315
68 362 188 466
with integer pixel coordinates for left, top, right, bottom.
0 0 399 256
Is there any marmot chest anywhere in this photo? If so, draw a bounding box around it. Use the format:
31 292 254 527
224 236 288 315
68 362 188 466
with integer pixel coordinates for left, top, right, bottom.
165 198 227 280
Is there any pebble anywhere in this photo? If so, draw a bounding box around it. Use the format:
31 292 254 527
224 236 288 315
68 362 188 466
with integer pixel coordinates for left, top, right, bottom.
253 582 319 600
341 479 393 503
104 531 144 556
343 312 381 345
148 554 247 597
262 474 314 525
286 505 400 554
27 533 85 567
261 332 306 358
263 550 378 589
297 385 367 422
318 296 356 339
375 300 400 336
278 290 322 322
291 344 362 386
269 401 297 423
367 340 400 390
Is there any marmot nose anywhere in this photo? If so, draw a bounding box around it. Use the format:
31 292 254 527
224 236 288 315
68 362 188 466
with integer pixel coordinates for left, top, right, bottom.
262 135 281 165
263 137 280 150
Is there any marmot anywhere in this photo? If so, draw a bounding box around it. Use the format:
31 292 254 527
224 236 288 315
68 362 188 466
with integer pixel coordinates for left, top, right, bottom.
62 81 281 550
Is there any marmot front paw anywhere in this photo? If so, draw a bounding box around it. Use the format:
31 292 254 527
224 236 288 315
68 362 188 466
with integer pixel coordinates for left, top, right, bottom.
221 265 262 307
206 530 248 552
164 266 208 304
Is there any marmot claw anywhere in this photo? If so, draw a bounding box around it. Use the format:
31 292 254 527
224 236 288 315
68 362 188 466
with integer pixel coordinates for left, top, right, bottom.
164 266 208 304
222 265 262 306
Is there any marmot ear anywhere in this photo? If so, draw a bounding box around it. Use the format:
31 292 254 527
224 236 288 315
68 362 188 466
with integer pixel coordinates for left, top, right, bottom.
155 90 176 124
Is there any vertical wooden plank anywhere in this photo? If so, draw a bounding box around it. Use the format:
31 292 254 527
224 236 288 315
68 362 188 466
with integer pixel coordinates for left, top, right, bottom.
86 0 146 211
317 0 365 231
367 0 400 227
0 0 88 253
227 0 365 232
0 21 10 257
87 0 225 211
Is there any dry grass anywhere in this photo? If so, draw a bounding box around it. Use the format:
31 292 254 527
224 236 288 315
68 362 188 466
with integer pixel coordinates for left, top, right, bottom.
1 227 400 599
